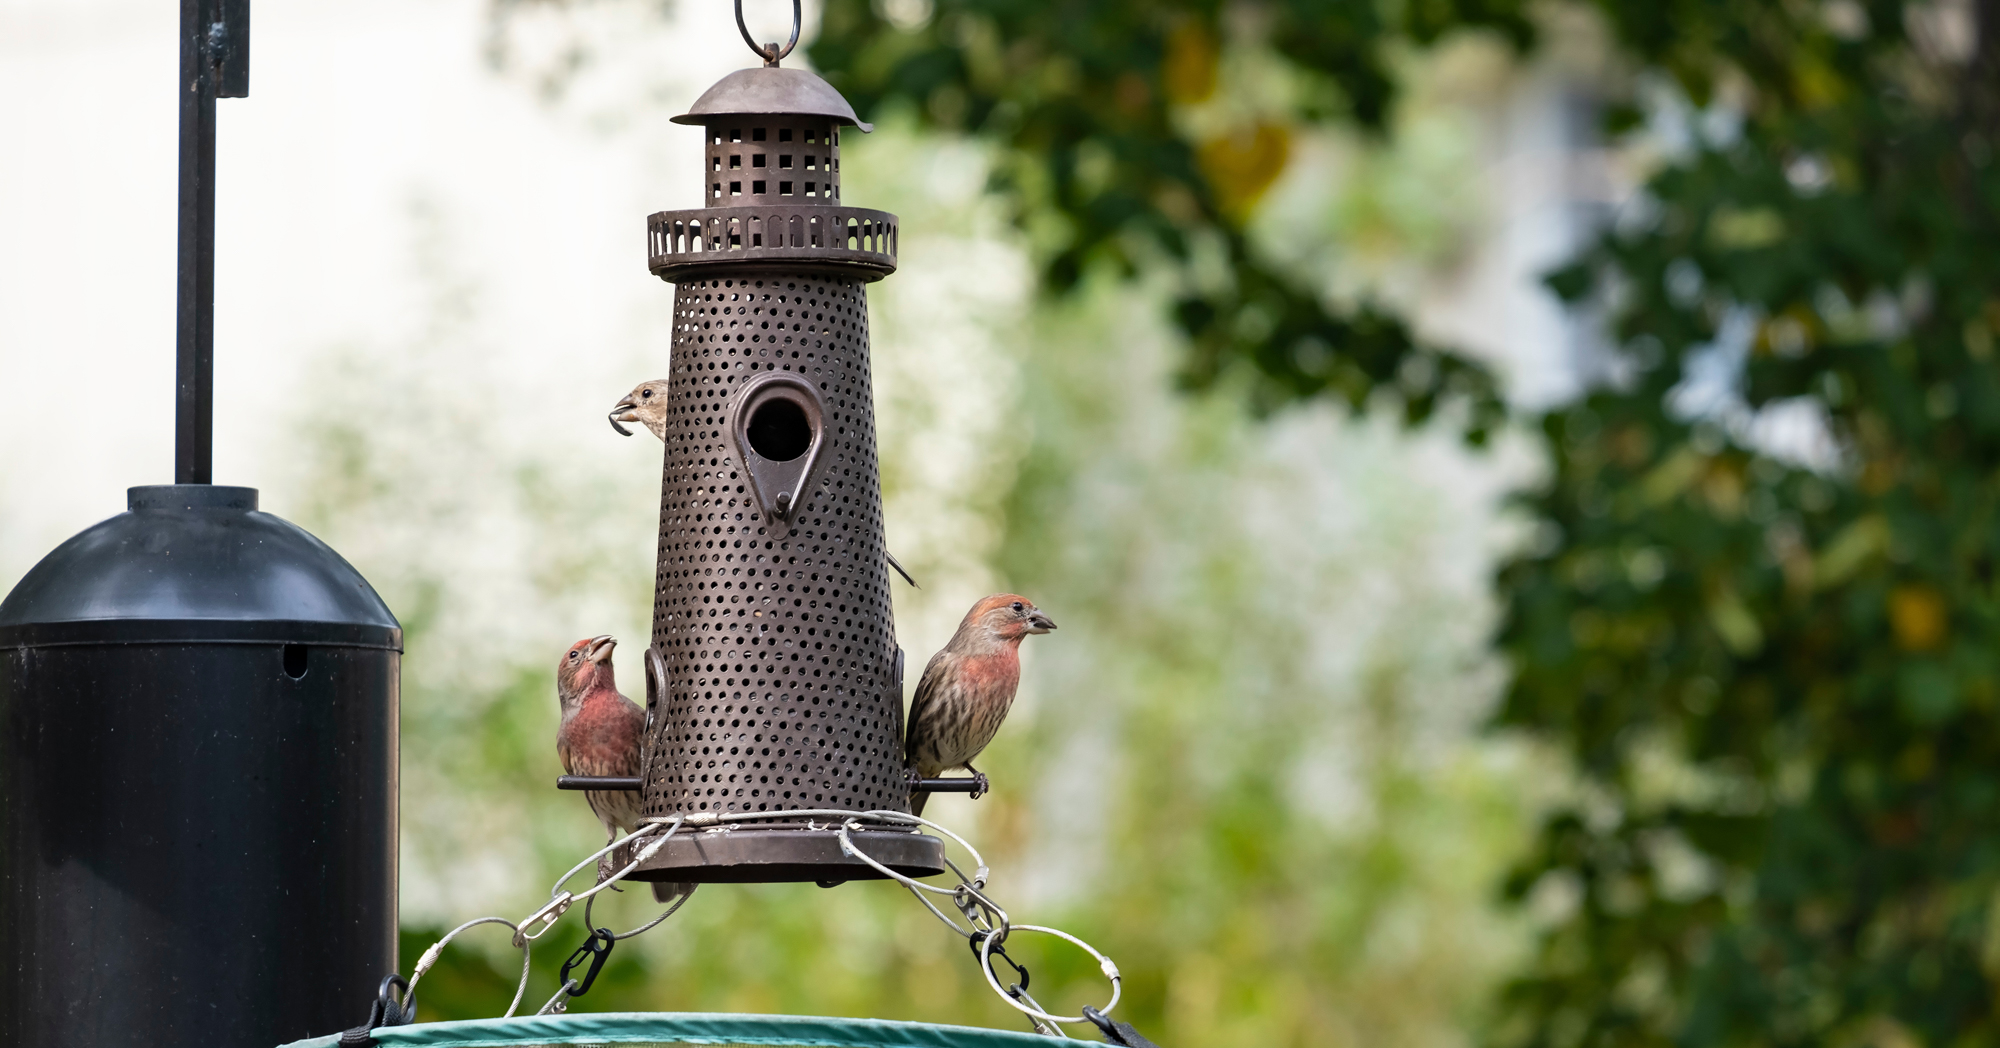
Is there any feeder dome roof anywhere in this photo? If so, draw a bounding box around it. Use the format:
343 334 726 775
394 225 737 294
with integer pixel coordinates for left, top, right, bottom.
0 485 399 648
671 66 873 132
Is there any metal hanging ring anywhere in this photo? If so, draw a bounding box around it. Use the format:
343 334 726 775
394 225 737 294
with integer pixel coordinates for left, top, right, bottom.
736 0 802 66
977 925 1122 1025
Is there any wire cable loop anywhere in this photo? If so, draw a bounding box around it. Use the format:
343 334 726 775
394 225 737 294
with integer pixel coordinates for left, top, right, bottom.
399 805 1115 1028
583 880 698 940
825 813 985 897
1011 988 1071 1037
547 817 682 908
404 915 535 1021
535 978 582 1016
978 925 1123 1026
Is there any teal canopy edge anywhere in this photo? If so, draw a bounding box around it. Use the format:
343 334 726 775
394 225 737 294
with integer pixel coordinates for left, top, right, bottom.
275 1011 1066 1048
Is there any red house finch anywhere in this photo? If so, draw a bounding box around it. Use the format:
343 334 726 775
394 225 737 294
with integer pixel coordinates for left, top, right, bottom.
555 635 685 902
610 378 920 589
905 594 1056 816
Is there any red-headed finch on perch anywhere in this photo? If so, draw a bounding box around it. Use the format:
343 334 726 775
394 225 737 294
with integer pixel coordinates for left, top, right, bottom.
555 635 687 903
905 595 1056 817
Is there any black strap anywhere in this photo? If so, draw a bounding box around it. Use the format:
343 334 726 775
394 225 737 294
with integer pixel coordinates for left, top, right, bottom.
339 974 415 1046
1083 1006 1162 1048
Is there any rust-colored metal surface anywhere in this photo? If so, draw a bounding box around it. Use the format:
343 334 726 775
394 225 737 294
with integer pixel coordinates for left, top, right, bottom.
637 65 914 882
644 271 905 823
611 826 943 884
647 206 897 282
689 116 853 208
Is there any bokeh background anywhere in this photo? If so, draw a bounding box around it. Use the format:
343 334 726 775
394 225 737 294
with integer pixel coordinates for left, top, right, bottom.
5 1 1992 1046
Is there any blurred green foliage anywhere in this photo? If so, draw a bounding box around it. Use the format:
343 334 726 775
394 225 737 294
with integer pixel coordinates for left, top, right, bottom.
810 0 1516 432
808 1 2000 1047
1492 5 2000 1047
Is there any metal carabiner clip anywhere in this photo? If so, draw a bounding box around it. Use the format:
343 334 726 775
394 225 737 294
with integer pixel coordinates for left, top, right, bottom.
559 927 618 999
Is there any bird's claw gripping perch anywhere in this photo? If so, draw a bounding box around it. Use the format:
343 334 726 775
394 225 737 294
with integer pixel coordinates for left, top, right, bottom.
970 771 990 800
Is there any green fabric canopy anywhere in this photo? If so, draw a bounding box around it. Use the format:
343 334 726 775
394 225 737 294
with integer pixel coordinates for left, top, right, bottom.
276 1012 1063 1048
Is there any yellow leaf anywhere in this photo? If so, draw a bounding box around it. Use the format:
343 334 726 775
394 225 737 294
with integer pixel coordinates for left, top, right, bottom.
1162 22 1218 104
1197 123 1293 221
1889 585 1948 651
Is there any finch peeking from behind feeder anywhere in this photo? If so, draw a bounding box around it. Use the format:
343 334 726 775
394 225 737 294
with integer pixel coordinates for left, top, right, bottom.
609 381 671 440
611 378 920 588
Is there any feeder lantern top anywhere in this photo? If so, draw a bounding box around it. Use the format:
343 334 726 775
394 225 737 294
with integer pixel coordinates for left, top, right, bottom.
670 66 873 133
675 0 872 131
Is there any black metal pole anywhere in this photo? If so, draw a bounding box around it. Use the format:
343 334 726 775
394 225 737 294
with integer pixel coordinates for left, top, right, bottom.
175 0 216 484
175 0 243 484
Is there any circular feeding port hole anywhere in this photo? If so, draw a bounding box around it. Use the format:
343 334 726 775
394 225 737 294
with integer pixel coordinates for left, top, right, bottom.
747 397 813 462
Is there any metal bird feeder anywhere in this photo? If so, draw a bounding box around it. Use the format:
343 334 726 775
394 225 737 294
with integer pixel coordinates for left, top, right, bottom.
0 2 399 1044
601 9 948 886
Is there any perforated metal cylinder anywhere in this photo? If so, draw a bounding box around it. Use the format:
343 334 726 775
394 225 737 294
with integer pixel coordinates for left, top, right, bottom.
644 271 904 817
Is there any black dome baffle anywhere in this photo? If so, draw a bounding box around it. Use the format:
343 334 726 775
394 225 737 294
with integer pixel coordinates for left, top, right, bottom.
0 485 401 1047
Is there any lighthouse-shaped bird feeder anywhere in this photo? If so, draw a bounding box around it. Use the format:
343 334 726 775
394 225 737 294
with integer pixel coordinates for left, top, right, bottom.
610 17 947 885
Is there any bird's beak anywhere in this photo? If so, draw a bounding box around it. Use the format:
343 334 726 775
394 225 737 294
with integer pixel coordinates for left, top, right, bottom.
587 635 617 663
1026 610 1056 633
608 401 637 437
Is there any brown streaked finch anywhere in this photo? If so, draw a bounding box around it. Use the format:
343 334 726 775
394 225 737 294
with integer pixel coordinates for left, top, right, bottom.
608 380 670 440
555 635 690 904
610 379 921 589
905 594 1056 816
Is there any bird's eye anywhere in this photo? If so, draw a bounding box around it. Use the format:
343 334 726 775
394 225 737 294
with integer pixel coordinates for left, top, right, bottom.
642 389 654 398
568 651 580 660
1011 602 1024 612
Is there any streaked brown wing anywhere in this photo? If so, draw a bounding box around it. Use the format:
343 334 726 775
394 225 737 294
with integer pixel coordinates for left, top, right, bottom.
904 648 956 762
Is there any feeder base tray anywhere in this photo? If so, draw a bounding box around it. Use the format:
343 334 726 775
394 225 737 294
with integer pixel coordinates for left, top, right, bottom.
610 827 946 884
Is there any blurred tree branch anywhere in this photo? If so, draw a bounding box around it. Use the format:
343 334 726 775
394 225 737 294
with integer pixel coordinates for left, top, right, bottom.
1489 2 2000 1046
809 0 1525 436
